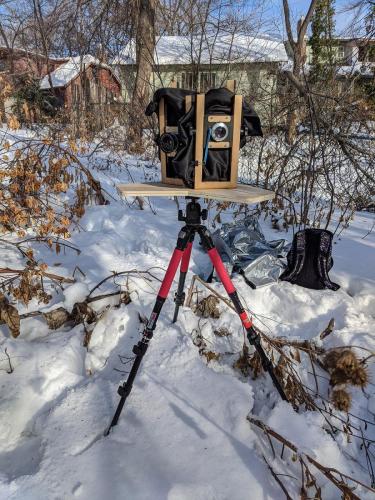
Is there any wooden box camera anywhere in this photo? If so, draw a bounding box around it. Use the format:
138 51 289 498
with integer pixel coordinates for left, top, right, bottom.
157 80 243 190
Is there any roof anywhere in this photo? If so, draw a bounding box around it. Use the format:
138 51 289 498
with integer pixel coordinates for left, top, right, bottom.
0 46 66 62
39 55 118 89
337 61 375 77
113 34 288 65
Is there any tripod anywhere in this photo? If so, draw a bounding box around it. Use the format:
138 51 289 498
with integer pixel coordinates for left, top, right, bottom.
105 197 287 435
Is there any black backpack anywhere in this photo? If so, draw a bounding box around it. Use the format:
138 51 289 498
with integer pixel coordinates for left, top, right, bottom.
280 229 340 291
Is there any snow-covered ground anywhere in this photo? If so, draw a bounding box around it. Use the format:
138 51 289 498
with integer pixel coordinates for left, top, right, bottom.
0 134 375 499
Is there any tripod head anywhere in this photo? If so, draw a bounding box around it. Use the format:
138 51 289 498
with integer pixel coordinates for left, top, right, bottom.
178 197 208 226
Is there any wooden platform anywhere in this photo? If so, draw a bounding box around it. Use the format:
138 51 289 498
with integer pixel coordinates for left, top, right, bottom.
117 182 274 204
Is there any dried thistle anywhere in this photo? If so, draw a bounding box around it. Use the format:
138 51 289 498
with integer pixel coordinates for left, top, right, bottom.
233 344 252 376
336 350 360 373
248 351 263 379
323 349 345 372
330 369 353 387
213 327 232 337
203 351 220 363
194 295 220 319
331 389 352 412
323 349 365 388
350 366 369 388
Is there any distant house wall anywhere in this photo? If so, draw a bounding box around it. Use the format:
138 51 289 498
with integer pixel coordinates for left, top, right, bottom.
0 48 65 79
53 64 122 132
0 48 66 122
306 39 375 66
116 62 283 125
62 65 121 110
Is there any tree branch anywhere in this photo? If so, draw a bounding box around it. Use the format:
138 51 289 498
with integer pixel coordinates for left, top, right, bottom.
282 0 295 50
298 0 319 45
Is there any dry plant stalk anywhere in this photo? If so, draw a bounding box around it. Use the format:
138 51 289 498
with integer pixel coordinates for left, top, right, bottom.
248 416 375 499
191 320 220 364
0 135 106 304
187 274 315 409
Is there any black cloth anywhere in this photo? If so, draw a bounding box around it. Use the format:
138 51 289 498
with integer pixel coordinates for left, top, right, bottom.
280 229 340 291
145 88 196 126
146 87 263 187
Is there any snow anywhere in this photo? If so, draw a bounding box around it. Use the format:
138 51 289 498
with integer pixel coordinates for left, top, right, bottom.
63 283 90 312
337 61 375 77
113 34 288 66
39 55 113 90
0 129 375 498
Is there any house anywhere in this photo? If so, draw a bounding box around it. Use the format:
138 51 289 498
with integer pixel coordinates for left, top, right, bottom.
0 47 65 80
305 37 375 79
40 55 122 110
305 37 375 67
39 55 122 130
0 47 66 121
112 34 289 124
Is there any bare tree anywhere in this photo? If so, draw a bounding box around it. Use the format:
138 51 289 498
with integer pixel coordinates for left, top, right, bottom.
129 0 156 148
282 0 319 143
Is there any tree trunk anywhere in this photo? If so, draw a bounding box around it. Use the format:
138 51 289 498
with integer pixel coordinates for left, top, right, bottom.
129 0 155 151
282 1 318 144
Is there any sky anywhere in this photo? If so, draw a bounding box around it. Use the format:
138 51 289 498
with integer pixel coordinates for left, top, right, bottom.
0 1 365 39
265 0 362 37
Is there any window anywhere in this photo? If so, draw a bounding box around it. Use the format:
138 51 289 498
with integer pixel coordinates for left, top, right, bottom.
337 45 345 63
180 71 217 91
92 66 99 84
199 72 216 92
72 84 80 104
181 72 194 89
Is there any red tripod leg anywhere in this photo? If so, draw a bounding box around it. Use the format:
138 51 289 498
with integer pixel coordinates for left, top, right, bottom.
105 228 192 434
173 237 194 323
199 228 288 402
207 247 253 329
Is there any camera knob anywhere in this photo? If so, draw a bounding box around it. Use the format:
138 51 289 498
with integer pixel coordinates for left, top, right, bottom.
201 209 208 221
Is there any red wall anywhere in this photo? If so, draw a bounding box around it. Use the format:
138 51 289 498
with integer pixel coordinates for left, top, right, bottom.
63 65 121 110
0 49 65 79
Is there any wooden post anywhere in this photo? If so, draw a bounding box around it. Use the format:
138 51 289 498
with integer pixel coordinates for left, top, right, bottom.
225 80 236 92
229 94 242 186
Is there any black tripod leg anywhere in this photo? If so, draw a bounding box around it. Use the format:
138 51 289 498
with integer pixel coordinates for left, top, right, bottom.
198 227 288 403
172 234 194 323
105 228 192 435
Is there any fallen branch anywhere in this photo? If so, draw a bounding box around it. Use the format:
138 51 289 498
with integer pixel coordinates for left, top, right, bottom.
0 290 131 335
0 267 75 283
248 416 375 498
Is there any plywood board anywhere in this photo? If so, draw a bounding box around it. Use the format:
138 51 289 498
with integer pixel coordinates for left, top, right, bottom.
194 94 205 189
117 182 274 204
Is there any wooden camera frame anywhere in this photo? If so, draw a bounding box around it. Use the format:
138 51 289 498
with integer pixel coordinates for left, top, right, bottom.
158 80 242 190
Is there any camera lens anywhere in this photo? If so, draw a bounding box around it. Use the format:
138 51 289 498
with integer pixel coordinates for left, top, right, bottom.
211 123 229 142
159 133 179 154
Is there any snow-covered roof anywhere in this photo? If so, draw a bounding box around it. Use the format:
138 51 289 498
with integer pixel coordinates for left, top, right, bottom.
40 55 115 89
0 45 67 62
337 61 375 77
113 35 288 66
